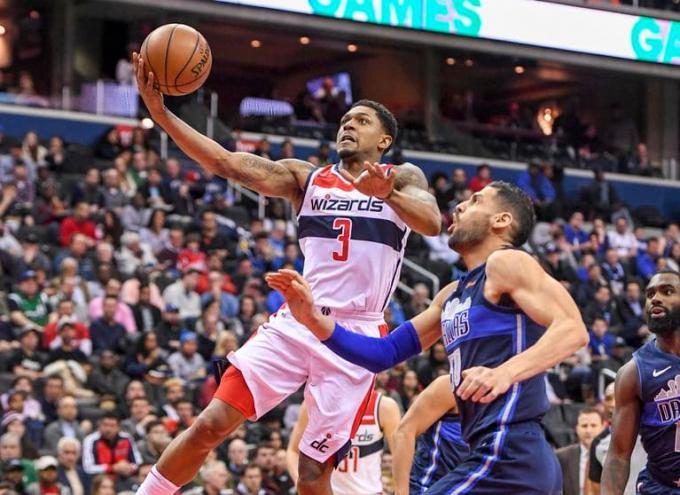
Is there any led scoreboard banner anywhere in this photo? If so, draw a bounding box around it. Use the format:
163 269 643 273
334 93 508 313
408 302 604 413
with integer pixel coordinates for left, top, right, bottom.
215 0 680 66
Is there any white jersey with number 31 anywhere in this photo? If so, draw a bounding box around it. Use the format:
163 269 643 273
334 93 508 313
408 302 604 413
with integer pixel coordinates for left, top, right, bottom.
296 164 411 315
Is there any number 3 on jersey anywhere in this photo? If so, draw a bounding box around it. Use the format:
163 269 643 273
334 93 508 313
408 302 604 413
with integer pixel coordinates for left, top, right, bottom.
332 218 352 262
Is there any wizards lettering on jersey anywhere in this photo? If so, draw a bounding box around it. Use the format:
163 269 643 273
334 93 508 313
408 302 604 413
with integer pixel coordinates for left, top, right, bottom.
653 375 680 423
441 297 471 348
310 195 385 213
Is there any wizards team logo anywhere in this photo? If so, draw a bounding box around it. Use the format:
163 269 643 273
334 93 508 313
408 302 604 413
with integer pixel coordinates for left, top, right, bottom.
654 375 680 423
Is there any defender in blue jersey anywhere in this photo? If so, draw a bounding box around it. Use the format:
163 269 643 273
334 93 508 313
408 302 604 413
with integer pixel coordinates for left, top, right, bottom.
267 181 588 494
392 375 469 495
602 270 680 494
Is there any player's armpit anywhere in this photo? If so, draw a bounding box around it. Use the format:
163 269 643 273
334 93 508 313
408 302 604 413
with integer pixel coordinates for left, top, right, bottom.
385 163 440 236
485 250 588 384
601 362 641 495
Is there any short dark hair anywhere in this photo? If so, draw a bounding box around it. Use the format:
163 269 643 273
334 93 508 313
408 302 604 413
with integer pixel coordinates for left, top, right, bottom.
653 269 680 283
100 411 120 422
487 181 536 247
578 406 605 423
350 99 398 154
244 463 262 475
145 419 166 435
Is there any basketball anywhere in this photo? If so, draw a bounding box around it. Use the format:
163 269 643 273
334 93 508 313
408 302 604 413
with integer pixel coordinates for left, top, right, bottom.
140 23 212 96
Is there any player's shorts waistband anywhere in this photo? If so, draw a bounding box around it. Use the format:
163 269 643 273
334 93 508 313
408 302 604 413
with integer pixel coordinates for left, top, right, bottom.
316 306 384 322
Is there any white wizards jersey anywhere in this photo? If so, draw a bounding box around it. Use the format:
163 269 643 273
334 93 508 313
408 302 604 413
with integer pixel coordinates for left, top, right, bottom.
297 164 411 315
333 391 384 495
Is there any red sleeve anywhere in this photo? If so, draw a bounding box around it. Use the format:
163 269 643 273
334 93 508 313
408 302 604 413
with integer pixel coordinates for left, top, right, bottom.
469 177 482 192
84 221 97 241
60 218 76 246
42 323 57 349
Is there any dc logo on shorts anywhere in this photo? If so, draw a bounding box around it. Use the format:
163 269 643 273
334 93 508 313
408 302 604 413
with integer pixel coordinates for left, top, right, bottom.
311 433 332 453
321 307 331 316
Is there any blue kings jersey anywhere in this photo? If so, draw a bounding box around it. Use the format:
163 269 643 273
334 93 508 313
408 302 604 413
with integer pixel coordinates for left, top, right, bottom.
296 164 410 314
633 339 680 487
442 263 550 444
410 413 469 494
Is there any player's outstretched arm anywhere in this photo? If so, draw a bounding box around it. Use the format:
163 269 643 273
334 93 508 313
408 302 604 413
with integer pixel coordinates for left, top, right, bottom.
266 270 455 371
286 402 309 485
601 362 640 495
392 376 458 495
339 162 440 236
133 53 310 204
457 249 588 403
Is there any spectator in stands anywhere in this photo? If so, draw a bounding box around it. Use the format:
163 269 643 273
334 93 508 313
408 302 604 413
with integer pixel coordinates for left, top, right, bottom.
588 317 616 361
45 136 70 173
517 160 556 221
636 237 660 282
403 283 430 320
55 437 90 495
580 169 622 221
82 413 141 489
123 331 170 388
1 377 42 422
0 432 37 486
236 464 268 495
17 232 49 275
115 232 156 278
137 420 171 465
121 397 156 442
162 269 201 322
11 162 35 209
46 321 89 366
225 438 248 482
555 407 606 495
26 455 71 495
38 377 64 425
278 140 295 160
201 270 238 319
42 396 84 454
87 278 136 334
616 279 649 348
583 284 621 328
177 234 207 274
6 327 45 380
167 331 206 384
600 248 627 296
8 270 52 330
157 227 184 271
102 169 128 211
90 474 115 495
200 210 236 258
59 202 96 247
21 132 46 175
468 163 492 193
86 350 129 399
563 213 591 259
606 217 637 262
139 209 169 256
154 304 184 351
542 243 578 289
185 460 232 495
53 234 96 281
89 296 127 355
96 128 123 160
132 284 162 334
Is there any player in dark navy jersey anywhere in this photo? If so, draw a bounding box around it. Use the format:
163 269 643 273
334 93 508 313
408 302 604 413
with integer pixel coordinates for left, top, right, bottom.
267 181 588 494
392 375 468 495
602 270 680 494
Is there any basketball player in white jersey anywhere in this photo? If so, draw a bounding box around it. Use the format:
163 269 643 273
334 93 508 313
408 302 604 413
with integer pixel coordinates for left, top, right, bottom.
132 53 440 495
287 391 401 495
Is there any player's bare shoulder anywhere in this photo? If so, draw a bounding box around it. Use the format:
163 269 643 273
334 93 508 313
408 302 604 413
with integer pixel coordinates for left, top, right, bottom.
615 358 641 397
393 162 429 191
486 249 542 287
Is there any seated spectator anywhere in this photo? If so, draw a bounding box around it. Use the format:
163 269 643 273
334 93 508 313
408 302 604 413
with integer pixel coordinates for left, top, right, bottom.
53 234 97 282
563 212 591 258
7 328 45 380
162 269 201 322
45 136 71 173
96 128 123 160
200 210 237 258
86 349 129 398
71 168 105 210
185 460 232 495
404 283 430 320
236 464 270 495
55 437 91 495
42 301 91 354
88 279 137 334
131 284 163 334
1 377 43 422
588 317 616 361
59 202 96 247
517 160 556 221
167 331 206 384
616 280 649 348
102 169 129 211
82 413 141 489
139 209 169 256
136 420 171 465
606 217 637 262
121 397 157 442
583 285 622 331
39 377 65 425
90 473 116 495
468 163 492 192
600 248 627 296
21 131 47 174
226 438 248 482
200 270 239 320
636 237 660 282
8 270 53 330
42 396 84 454
115 232 156 278
541 243 578 290
154 304 184 351
89 296 128 354
580 169 623 221
177 234 207 274
139 169 173 209
0 432 38 487
11 162 35 209
124 332 171 387
157 227 184 272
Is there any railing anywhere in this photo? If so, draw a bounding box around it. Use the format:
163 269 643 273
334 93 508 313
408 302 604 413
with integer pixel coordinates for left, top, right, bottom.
598 367 618 400
402 258 440 296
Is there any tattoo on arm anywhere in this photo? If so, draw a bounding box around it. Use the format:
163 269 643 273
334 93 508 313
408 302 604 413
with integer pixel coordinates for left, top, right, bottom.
227 153 283 190
395 164 429 192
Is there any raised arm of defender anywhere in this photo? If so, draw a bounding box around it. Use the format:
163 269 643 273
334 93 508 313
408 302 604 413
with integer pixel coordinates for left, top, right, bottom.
133 53 310 207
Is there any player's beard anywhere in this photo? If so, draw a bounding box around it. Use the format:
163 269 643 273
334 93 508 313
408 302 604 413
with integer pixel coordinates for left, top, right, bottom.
647 304 680 335
448 219 489 252
338 147 357 160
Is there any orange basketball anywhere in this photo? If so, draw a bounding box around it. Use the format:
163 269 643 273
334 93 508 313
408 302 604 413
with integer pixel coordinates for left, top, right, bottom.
140 24 212 96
